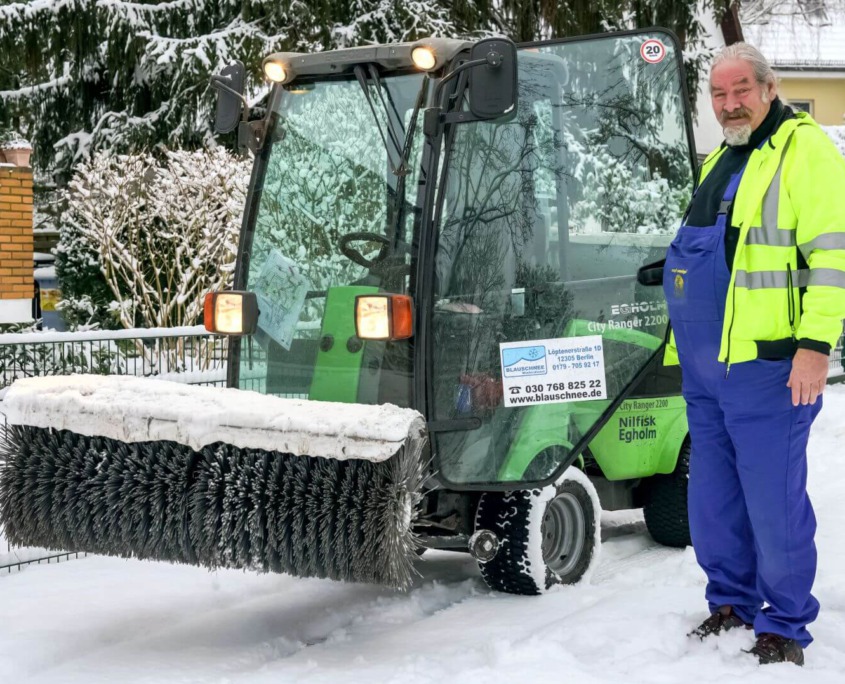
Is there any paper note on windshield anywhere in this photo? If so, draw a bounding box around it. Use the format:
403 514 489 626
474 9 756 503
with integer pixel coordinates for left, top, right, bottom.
253 250 308 350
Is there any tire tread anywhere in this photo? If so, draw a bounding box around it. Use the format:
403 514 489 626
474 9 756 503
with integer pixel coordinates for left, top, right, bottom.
643 442 691 548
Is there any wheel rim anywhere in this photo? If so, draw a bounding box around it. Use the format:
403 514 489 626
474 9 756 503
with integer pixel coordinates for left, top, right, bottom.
541 490 586 577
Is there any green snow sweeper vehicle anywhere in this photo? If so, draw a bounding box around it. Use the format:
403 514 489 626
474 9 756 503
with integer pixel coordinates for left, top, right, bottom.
0 29 696 595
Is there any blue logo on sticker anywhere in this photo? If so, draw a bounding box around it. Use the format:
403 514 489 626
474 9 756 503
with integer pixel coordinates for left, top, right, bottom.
502 345 547 377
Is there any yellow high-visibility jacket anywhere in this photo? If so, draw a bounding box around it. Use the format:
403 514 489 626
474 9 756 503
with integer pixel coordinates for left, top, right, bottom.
665 112 845 366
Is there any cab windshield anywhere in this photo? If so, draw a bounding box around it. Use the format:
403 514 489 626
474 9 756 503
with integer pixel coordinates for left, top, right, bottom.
236 73 426 406
431 32 694 485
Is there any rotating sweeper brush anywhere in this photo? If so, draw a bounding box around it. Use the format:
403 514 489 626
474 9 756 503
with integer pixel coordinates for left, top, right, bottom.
0 376 427 589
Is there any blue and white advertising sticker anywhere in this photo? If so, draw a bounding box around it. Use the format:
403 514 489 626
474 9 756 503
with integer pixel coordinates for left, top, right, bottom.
499 335 607 407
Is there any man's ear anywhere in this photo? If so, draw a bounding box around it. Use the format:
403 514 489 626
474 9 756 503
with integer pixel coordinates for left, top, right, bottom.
766 78 778 102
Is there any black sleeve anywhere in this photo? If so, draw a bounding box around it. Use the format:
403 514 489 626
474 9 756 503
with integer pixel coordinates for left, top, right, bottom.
797 338 831 356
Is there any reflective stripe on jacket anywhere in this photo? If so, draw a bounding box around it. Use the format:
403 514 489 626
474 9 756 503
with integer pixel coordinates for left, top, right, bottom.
665 112 845 366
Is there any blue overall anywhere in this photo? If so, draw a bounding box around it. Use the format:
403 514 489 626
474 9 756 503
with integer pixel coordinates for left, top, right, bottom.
664 168 821 646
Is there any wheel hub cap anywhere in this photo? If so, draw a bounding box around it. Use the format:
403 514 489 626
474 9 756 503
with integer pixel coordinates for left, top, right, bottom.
541 491 586 576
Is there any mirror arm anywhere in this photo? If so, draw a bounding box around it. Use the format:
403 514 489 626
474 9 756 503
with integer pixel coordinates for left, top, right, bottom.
424 56 499 137
210 76 251 119
439 110 498 126
432 57 488 107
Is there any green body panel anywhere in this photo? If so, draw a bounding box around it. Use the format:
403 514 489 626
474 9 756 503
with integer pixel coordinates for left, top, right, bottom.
309 286 379 402
588 396 688 480
496 398 609 481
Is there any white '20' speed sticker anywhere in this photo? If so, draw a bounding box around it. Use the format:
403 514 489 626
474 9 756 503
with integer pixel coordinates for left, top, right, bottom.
640 38 667 64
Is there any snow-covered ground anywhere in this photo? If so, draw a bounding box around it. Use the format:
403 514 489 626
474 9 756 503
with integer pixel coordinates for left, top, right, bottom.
2 387 845 683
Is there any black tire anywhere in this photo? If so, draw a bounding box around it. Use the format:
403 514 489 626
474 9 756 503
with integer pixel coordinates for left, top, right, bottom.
643 440 691 548
475 471 598 595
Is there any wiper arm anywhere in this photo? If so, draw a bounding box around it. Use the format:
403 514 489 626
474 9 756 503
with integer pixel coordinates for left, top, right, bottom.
367 64 405 157
392 75 428 239
353 64 404 175
352 65 429 251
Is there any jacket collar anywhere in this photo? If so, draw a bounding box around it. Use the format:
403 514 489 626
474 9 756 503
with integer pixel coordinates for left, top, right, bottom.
699 111 818 179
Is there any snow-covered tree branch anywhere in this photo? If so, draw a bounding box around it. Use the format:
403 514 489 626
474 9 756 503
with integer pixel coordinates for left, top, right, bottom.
1 0 728 179
57 148 249 330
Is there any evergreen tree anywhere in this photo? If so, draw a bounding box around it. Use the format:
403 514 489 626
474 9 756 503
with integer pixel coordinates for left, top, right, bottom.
0 1 463 180
1 0 727 179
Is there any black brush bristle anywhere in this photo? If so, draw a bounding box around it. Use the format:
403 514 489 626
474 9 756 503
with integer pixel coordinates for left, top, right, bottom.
0 425 424 589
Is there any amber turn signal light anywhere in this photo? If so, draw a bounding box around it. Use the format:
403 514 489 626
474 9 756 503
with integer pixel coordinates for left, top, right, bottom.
204 291 259 335
355 294 413 341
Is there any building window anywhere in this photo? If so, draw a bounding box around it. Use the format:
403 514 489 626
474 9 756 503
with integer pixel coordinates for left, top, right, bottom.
789 99 814 115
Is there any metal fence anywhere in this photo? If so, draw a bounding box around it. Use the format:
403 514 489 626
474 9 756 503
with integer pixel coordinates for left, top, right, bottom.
1 542 85 574
0 325 228 394
828 333 845 383
0 325 228 573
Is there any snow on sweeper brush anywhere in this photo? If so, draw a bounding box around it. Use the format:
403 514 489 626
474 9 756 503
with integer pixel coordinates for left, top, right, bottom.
1 29 695 594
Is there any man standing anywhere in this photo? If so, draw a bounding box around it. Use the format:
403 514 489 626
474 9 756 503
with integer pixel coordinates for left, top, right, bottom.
662 43 845 665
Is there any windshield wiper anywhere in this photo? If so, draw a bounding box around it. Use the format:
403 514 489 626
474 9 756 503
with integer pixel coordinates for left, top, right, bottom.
391 75 428 243
353 64 426 178
352 65 429 253
354 64 404 175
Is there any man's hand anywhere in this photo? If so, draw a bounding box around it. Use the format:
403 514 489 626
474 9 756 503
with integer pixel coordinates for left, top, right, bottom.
787 348 829 406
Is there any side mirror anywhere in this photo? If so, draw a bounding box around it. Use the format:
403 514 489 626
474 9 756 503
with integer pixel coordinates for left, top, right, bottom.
468 38 518 119
211 61 246 134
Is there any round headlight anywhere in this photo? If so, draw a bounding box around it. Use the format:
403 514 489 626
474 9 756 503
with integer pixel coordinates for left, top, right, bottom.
411 47 437 71
264 61 288 83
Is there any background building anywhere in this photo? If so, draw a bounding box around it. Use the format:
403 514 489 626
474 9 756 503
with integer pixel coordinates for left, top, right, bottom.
744 1 845 126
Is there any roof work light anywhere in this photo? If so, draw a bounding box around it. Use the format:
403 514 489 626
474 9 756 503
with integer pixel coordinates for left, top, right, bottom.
411 46 437 71
263 60 288 83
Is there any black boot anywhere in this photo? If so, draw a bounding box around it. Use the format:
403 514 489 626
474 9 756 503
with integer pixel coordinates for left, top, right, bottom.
748 633 804 665
689 605 752 639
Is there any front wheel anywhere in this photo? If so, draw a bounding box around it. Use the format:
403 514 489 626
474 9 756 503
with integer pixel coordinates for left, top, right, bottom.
475 468 599 595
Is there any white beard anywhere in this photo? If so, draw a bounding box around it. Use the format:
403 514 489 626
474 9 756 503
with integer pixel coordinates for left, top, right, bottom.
724 123 753 146
722 89 770 147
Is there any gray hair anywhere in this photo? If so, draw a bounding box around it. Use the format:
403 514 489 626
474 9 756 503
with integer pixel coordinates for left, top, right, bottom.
710 42 776 89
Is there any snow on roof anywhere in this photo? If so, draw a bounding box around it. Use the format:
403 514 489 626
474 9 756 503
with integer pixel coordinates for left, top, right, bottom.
743 3 845 69
0 138 31 150
3 375 425 462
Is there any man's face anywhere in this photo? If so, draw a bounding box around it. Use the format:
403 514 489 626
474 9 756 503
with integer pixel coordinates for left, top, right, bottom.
710 58 776 145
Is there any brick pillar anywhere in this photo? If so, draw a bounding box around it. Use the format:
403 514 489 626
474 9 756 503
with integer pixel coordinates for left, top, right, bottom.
0 158 34 324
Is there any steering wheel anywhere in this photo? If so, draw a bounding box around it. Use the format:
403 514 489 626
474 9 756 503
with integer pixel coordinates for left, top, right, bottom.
338 232 392 268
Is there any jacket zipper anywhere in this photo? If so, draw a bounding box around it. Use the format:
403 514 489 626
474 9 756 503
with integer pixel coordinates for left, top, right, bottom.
724 216 744 379
787 261 797 339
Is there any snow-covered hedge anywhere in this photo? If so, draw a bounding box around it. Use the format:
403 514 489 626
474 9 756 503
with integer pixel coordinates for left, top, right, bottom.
56 148 249 330
822 126 845 158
